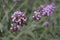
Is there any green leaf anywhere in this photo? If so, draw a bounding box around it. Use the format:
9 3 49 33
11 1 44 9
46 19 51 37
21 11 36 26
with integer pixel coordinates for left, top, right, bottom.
0 23 3 30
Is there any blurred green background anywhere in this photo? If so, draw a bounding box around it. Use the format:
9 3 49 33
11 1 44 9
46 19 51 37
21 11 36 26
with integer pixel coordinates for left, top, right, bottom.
0 0 60 40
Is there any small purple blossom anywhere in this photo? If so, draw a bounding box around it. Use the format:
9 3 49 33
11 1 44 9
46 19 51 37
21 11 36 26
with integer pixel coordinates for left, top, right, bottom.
33 11 41 20
41 4 55 16
11 11 27 25
42 21 49 27
10 23 20 32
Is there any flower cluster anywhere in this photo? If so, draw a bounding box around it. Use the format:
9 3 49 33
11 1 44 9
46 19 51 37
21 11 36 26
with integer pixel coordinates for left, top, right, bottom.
10 11 27 32
10 4 56 31
11 11 27 25
33 4 55 20
42 4 55 16
33 11 41 20
10 23 20 32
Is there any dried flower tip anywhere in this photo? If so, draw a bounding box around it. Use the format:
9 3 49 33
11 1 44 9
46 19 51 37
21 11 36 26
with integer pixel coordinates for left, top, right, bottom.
38 5 44 11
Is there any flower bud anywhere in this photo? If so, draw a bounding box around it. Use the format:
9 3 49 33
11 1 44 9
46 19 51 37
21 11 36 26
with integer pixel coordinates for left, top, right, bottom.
42 21 49 27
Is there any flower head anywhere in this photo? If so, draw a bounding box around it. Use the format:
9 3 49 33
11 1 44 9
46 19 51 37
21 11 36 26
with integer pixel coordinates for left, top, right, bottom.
42 21 49 27
11 11 27 25
33 11 41 20
10 23 20 32
41 4 55 16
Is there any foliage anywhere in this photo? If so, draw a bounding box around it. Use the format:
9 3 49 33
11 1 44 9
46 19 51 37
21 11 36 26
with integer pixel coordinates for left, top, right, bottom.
0 0 60 40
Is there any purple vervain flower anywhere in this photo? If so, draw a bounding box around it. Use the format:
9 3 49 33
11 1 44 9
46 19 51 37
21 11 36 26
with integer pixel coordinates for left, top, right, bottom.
10 23 20 32
41 4 55 16
11 11 27 25
42 21 49 27
33 11 41 20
